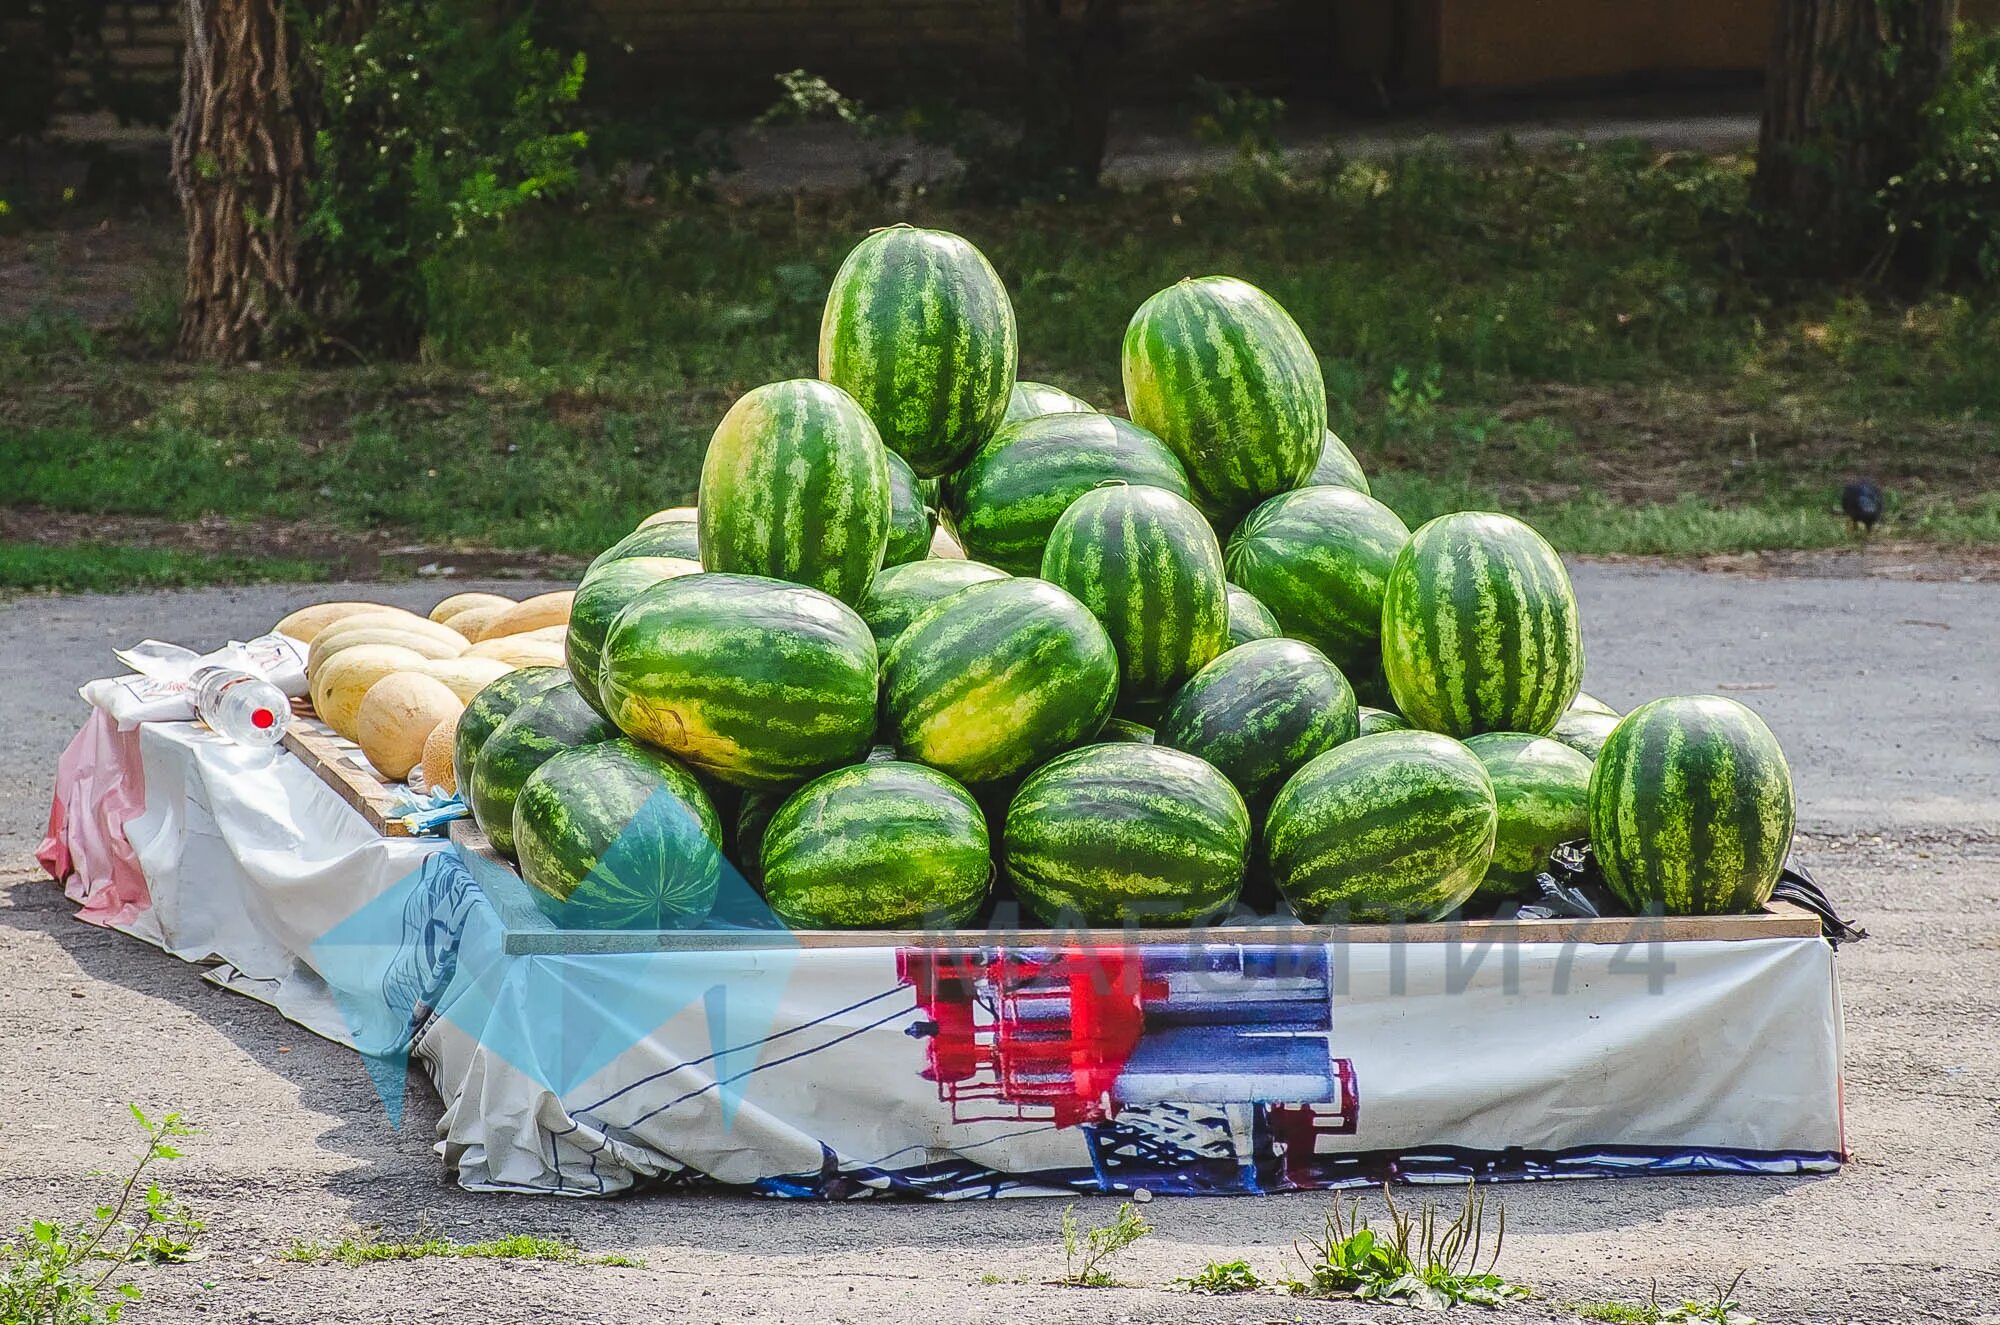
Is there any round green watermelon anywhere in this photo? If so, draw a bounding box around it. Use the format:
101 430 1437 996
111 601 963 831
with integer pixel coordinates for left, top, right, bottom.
856 559 1009 655
1224 485 1411 674
1098 717 1156 744
1550 709 1619 760
819 225 1017 477
882 449 935 568
697 378 890 606
1157 638 1358 809
1463 732 1594 901
1223 583 1281 647
1309 430 1370 495
1122 275 1325 520
587 513 700 575
600 573 879 790
761 761 991 929
1589 695 1796 915
566 555 703 719
1357 706 1412 737
1040 484 1230 706
469 680 617 858
882 577 1117 784
513 738 724 930
453 666 570 810
1003 380 1094 425
1003 743 1249 927
1266 731 1498 922
1382 512 1583 738
946 412 1193 574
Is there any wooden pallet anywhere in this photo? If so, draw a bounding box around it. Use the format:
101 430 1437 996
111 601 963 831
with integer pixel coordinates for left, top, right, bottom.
282 713 411 837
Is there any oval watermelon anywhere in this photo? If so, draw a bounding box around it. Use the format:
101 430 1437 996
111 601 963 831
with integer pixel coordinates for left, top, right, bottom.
1309 430 1371 495
469 680 617 857
883 448 935 568
1357 705 1412 737
1224 485 1411 673
1589 695 1796 915
1099 717 1156 744
856 559 1010 655
734 744 898 889
819 225 1017 477
600 573 879 790
1004 379 1094 424
761 761 991 928
946 412 1193 574
513 738 724 930
1223 583 1282 647
1122 275 1326 519
453 666 570 805
882 577 1118 784
1003 743 1249 927
1550 709 1619 760
588 513 700 575
1157 638 1358 809
1040 484 1230 706
1463 732 1594 901
1266 731 1498 922
566 555 703 719
697 378 890 606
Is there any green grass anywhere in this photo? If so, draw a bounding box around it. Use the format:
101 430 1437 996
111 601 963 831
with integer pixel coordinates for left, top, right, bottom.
0 543 328 595
280 1231 642 1268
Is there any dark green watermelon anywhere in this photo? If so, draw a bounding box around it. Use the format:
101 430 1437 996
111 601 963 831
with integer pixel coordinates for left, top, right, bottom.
565 555 702 719
1224 583 1282 647
1550 709 1619 760
1463 732 1593 901
1224 485 1411 674
1156 638 1358 809
1003 380 1093 425
1357 705 1412 737
587 513 701 575
856 559 1009 655
453 666 570 805
1098 717 1156 744
469 680 617 857
883 449 936 568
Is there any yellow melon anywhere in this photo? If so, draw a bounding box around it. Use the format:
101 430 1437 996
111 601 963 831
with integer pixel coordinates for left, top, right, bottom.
404 656 518 703
310 645 429 739
275 601 391 643
428 591 515 625
306 627 468 690
465 634 566 667
421 714 460 796
356 673 464 781
481 591 575 638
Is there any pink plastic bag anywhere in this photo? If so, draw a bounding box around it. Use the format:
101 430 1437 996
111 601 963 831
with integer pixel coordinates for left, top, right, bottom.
36 710 151 928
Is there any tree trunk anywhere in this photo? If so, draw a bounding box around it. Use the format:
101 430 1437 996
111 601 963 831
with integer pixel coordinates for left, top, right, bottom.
1017 0 1122 191
1753 0 1956 272
172 0 313 362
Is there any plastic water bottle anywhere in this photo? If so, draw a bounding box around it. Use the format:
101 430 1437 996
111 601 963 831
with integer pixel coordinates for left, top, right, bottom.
189 665 289 746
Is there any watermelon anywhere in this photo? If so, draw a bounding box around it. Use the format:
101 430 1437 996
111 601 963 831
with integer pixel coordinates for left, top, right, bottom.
1550 709 1618 760
697 378 890 606
588 512 700 575
1266 731 1498 922
882 577 1118 784
1004 380 1094 424
1122 275 1326 519
883 449 936 568
1223 485 1411 673
469 680 616 857
1589 695 1796 915
857 559 1009 655
1099 717 1156 744
1309 430 1371 495
566 555 702 719
1040 484 1230 705
1224 583 1281 646
453 666 569 804
946 412 1193 574
600 573 878 790
761 761 991 928
1463 732 1594 901
1381 512 1584 738
1003 743 1249 926
1357 706 1411 737
513 738 724 930
818 225 1017 477
1156 638 1358 809
1571 691 1619 717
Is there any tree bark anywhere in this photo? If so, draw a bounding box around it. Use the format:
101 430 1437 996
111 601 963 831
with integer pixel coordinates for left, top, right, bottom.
1753 0 1956 272
1017 0 1122 191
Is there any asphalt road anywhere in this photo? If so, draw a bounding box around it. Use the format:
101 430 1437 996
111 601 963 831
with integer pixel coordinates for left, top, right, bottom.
2 564 1996 1323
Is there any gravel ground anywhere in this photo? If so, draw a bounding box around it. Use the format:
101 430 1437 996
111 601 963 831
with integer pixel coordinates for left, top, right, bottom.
2 563 1996 1324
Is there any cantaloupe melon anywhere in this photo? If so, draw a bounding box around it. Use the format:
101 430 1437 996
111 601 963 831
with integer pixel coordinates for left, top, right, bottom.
404 656 517 703
312 610 468 653
357 673 464 781
428 592 514 625
445 603 512 643
310 645 430 739
482 591 574 638
465 634 566 667
421 714 460 795
306 627 468 690
275 601 389 643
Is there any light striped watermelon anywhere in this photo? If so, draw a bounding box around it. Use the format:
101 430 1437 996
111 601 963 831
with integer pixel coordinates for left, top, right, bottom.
1309 430 1371 495
1224 583 1281 646
883 449 936 568
566 555 702 719
513 738 724 930
1265 731 1498 922
1381 512 1583 737
1003 743 1249 926
1571 691 1619 717
882 577 1118 784
732 744 896 889
588 513 701 574
1157 638 1358 809
1357 706 1412 737
1589 695 1796 915
761 761 991 928
1550 709 1618 760
469 681 617 858
1223 485 1411 673
453 666 569 799
697 379 890 606
1040 484 1230 705
1122 275 1326 519
1004 380 1094 424
819 225 1017 477
599 573 879 790
1463 732 1594 901
946 412 1193 574
857 559 1010 655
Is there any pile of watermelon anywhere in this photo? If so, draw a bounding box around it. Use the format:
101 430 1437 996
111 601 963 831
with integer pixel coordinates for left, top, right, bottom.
458 224 1799 932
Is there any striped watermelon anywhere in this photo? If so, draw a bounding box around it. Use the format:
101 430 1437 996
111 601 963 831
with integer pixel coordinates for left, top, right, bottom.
1224 583 1281 646
566 555 702 719
1003 743 1249 926
1040 484 1230 705
857 559 1010 655
1266 731 1498 922
882 577 1118 784
946 412 1193 574
1550 709 1618 760
1223 485 1411 673
819 225 1017 477
761 761 991 928
1122 275 1326 519
469 680 616 857
1589 695 1796 915
453 666 570 811
1099 717 1156 744
588 512 700 574
697 379 890 605
1357 705 1412 737
1463 732 1594 900
883 449 936 568
600 573 879 790
1157 636 1358 808
1309 430 1371 495
513 738 724 930
1004 380 1094 424
1381 512 1584 738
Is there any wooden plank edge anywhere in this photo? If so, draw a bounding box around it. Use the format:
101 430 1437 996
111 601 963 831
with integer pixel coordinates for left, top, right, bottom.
282 719 410 838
